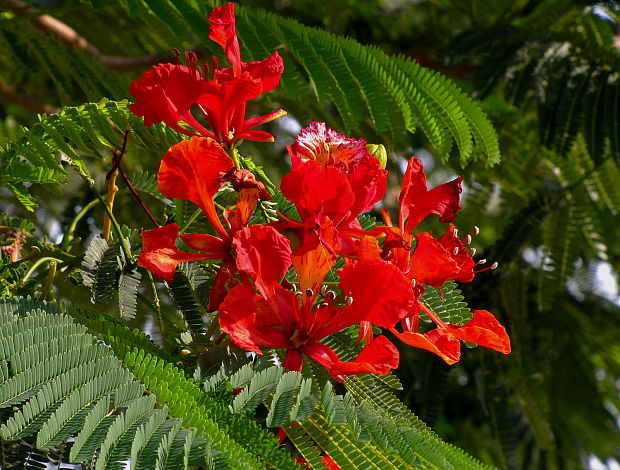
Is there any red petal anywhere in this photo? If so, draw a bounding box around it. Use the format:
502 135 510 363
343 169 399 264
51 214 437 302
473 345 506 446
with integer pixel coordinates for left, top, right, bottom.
180 233 229 257
241 108 287 131
292 238 336 298
219 284 292 353
137 224 217 283
399 157 463 232
232 225 292 293
329 336 400 379
158 137 233 239
281 160 355 223
446 310 511 354
235 129 275 142
283 349 304 372
207 261 238 312
129 63 212 137
409 229 475 287
346 160 387 220
301 342 340 372
224 188 261 236
197 76 262 143
208 2 242 73
354 236 383 261
335 260 415 331
241 52 285 94
391 328 461 365
320 455 342 470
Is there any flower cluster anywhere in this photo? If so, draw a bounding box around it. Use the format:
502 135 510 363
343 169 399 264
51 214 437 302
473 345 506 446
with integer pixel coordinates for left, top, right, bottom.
132 2 510 381
129 2 285 147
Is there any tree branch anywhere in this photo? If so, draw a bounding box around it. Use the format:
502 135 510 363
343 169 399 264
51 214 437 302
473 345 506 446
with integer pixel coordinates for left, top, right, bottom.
0 76 59 114
4 0 185 71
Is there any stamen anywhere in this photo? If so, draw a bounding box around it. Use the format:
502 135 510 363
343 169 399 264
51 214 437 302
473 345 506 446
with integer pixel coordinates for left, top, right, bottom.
411 279 417 288
211 56 219 79
319 302 329 309
453 247 459 256
325 291 336 302
473 226 480 235
465 235 472 245
295 291 303 298
477 259 487 265
321 285 327 294
474 261 499 274
453 228 459 237
470 247 477 256
346 297 354 306
305 288 314 297
186 51 198 71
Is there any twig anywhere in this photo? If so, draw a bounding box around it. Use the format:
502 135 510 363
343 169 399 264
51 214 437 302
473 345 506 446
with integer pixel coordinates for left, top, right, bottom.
108 128 161 228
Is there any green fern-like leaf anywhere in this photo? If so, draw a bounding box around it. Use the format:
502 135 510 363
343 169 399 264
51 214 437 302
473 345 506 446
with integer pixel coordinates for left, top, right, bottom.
0 298 302 469
420 280 473 326
230 366 283 414
92 243 123 305
81 237 109 289
169 269 207 336
118 268 142 321
0 100 184 203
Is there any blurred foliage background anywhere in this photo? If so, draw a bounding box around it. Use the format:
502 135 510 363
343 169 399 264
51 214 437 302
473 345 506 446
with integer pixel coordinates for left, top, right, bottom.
1 0 620 469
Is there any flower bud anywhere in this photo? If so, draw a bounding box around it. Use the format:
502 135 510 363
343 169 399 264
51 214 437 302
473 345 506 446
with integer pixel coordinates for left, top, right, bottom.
367 144 387 169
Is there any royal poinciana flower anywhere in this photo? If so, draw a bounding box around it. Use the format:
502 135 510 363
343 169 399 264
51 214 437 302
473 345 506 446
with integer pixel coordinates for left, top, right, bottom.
137 136 269 309
354 156 510 363
129 2 285 147
218 225 414 380
276 122 387 256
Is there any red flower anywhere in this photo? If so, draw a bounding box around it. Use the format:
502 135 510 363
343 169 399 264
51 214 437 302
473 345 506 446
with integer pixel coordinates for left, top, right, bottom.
137 223 226 283
351 157 510 363
129 3 286 146
276 123 387 257
377 156 463 264
408 224 476 288
390 306 511 365
398 157 463 233
287 122 387 217
219 225 413 380
138 136 267 309
287 121 372 171
158 137 234 240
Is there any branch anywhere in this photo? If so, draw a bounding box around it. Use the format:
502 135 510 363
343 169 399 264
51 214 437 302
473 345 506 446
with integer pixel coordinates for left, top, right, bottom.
4 0 189 71
0 76 59 114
